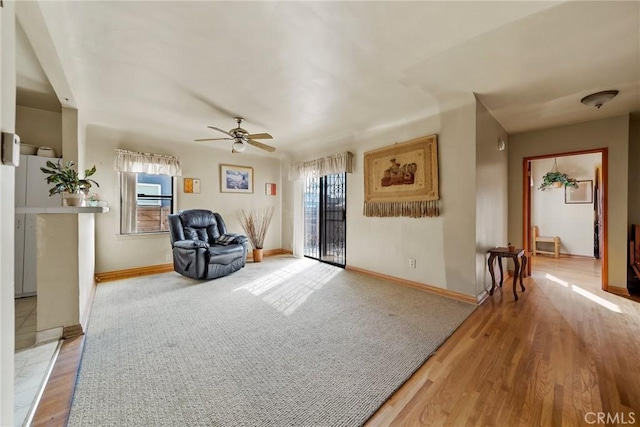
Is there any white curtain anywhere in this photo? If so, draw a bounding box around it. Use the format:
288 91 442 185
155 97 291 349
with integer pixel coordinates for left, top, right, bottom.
114 149 182 176
120 172 138 234
288 151 353 181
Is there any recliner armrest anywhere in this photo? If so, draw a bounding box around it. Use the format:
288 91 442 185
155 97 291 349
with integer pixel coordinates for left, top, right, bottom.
215 233 248 246
173 240 210 249
230 234 248 245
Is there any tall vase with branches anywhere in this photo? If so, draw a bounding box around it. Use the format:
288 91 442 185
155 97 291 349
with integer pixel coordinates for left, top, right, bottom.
237 207 275 262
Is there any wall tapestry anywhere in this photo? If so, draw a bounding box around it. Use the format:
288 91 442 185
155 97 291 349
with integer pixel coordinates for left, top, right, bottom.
363 134 439 218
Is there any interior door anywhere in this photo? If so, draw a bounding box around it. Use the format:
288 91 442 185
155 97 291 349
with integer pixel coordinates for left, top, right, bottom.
304 173 347 267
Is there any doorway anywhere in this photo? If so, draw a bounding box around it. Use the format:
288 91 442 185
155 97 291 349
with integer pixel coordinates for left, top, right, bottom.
523 148 607 290
303 173 347 267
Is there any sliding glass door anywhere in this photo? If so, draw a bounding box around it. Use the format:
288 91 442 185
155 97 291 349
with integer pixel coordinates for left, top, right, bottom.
303 173 346 267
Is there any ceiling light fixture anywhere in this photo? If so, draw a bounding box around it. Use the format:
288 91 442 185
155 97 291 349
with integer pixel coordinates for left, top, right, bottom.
232 140 246 153
580 90 619 109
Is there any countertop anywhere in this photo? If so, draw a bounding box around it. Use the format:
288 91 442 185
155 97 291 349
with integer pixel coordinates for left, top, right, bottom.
15 206 110 214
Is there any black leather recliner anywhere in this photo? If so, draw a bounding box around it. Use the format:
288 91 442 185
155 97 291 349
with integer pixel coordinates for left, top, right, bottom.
168 209 248 280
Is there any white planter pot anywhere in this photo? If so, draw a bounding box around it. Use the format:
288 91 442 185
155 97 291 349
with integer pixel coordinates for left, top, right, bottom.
63 192 85 207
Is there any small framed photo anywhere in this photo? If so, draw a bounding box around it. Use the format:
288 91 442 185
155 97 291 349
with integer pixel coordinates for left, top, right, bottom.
265 183 277 196
183 178 201 194
220 164 253 193
565 180 593 204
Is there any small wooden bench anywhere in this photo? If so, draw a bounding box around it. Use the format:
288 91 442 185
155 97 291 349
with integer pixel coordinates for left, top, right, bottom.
532 226 560 258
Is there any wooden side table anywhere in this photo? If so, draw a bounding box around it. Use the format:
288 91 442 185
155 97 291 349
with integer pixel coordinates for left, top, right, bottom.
487 247 527 301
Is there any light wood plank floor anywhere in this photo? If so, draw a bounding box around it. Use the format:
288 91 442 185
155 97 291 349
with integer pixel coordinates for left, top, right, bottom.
32 256 640 426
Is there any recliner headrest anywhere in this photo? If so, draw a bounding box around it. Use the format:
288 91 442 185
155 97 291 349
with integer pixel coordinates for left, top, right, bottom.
179 210 216 229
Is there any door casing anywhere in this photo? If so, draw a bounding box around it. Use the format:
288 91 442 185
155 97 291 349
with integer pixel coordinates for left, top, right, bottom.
522 148 608 290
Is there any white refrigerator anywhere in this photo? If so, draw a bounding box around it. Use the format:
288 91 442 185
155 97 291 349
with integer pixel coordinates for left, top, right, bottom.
15 155 62 297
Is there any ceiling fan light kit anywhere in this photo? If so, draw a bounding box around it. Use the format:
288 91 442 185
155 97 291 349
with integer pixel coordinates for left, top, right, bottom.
232 140 246 153
195 117 276 153
580 90 619 109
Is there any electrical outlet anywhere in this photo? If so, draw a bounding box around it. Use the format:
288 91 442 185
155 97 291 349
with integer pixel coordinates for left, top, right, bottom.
409 258 416 268
165 254 172 263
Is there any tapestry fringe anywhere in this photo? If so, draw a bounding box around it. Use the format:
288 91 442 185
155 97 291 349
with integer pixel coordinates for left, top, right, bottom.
363 200 440 218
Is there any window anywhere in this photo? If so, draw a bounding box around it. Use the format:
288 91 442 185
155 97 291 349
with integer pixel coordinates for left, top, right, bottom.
137 183 162 206
120 172 174 234
115 149 182 235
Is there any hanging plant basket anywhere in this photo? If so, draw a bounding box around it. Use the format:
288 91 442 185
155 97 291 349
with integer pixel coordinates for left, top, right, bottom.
538 159 579 191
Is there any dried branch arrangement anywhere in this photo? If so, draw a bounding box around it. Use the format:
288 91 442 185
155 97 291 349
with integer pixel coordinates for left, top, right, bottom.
237 207 275 249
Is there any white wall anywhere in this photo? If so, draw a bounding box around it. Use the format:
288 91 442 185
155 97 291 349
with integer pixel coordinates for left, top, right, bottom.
78 213 95 329
284 101 479 297
440 103 478 296
475 99 509 295
0 2 16 425
509 115 629 288
15 104 62 155
280 153 294 252
85 124 282 273
629 119 640 226
36 215 80 330
531 154 600 256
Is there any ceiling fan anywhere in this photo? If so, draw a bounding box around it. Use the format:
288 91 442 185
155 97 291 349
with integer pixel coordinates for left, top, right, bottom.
195 117 276 153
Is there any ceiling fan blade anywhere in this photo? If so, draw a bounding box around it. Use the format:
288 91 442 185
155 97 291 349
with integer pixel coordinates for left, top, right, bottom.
246 133 273 140
247 139 276 152
195 138 233 142
207 126 233 137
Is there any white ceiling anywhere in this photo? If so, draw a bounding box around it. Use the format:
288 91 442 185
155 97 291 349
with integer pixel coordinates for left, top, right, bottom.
15 1 640 155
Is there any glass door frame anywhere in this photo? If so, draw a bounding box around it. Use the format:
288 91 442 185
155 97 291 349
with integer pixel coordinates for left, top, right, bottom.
303 173 347 268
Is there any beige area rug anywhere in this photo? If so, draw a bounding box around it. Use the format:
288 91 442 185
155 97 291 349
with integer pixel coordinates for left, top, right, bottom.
68 256 475 426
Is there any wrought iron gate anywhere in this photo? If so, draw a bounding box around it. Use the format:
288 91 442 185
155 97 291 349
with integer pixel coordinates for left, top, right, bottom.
303 173 346 266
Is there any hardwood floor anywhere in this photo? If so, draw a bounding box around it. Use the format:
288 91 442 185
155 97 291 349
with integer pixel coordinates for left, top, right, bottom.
31 336 85 426
366 256 640 426
31 256 640 426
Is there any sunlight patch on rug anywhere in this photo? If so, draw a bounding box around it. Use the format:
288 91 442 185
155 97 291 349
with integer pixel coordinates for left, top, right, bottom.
234 258 340 315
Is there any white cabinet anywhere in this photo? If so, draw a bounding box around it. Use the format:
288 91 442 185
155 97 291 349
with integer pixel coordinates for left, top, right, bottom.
14 155 62 297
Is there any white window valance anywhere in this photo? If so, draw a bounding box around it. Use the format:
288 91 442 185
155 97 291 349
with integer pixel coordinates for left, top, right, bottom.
114 149 182 176
288 151 353 180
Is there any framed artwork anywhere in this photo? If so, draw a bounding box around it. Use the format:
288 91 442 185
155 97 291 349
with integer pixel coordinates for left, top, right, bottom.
183 178 201 194
220 164 253 193
565 180 593 204
265 183 277 196
363 134 440 217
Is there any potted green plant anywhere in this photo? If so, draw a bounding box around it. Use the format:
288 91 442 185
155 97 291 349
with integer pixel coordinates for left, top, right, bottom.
40 160 99 206
538 171 579 191
237 207 275 262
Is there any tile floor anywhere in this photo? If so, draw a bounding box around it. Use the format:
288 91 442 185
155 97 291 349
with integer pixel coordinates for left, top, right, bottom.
15 297 37 351
14 297 60 427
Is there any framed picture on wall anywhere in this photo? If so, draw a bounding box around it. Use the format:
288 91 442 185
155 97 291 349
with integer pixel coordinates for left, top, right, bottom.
220 164 254 193
565 180 593 204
